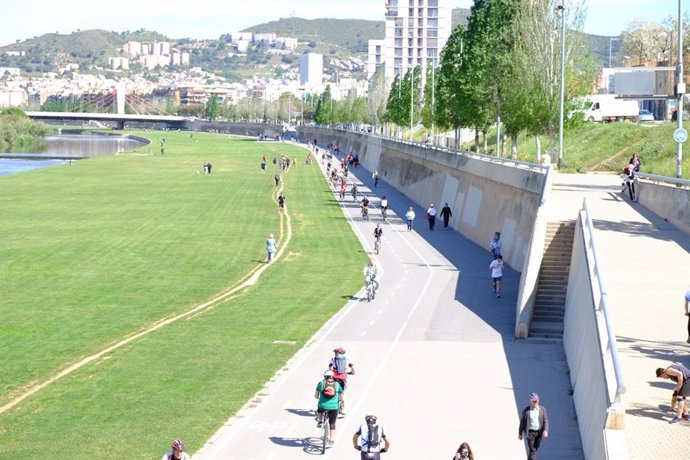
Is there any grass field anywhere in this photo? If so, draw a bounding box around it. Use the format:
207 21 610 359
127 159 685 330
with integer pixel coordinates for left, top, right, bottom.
0 132 367 458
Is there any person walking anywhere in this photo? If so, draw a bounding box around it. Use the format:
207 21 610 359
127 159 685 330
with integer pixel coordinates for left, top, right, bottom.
266 234 277 264
440 203 453 229
629 153 641 172
261 159 266 173
623 164 637 202
274 172 281 187
452 442 474 460
372 170 380 188
656 364 690 423
518 392 549 460
490 255 504 298
490 232 502 259
161 439 190 460
353 413 390 459
405 207 416 231
277 193 286 213
426 204 437 231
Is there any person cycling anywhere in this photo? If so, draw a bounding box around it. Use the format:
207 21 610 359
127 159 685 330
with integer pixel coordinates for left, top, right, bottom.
161 439 191 460
380 196 388 218
328 348 355 414
363 258 379 292
352 183 358 201
374 224 383 248
353 413 390 459
361 196 370 219
315 370 343 447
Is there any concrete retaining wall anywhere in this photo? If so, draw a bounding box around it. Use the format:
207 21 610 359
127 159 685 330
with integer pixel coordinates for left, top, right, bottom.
638 177 690 235
300 127 549 271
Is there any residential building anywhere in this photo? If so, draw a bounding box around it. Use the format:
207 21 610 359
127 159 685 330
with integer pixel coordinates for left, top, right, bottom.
367 0 452 86
299 53 323 88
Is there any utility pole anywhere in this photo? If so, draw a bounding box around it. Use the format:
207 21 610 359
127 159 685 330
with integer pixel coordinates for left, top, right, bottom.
557 2 566 170
676 0 685 178
431 61 435 145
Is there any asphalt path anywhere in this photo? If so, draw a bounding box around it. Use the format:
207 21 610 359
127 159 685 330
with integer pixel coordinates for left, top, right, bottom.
195 146 583 460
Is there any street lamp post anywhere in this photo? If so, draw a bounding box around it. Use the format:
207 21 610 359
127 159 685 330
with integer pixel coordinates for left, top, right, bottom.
676 0 684 178
557 2 566 170
431 61 435 145
410 67 415 141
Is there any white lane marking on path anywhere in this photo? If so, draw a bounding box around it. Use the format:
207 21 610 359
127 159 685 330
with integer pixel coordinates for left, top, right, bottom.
368 320 376 326
360 331 368 337
323 212 436 458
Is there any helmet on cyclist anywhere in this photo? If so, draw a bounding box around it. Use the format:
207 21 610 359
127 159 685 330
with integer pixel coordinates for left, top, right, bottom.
323 370 334 378
365 413 377 424
334 347 346 354
171 439 186 451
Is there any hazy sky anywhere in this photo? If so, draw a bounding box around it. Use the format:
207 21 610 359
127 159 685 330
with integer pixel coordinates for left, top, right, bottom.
0 0 683 47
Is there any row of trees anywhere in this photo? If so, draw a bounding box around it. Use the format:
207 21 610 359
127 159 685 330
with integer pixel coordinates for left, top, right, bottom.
621 15 690 66
383 0 595 159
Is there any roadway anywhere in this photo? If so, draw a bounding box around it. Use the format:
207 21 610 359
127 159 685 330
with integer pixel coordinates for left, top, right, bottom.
194 147 583 459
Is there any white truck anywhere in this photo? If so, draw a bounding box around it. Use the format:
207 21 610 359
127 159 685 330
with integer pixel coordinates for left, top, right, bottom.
576 94 639 122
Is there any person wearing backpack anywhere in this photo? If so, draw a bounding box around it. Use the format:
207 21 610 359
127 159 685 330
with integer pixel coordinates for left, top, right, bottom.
329 348 355 415
353 413 390 459
315 370 342 446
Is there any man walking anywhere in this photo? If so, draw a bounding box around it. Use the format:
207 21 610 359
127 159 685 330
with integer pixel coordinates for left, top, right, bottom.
266 234 277 264
405 207 415 231
518 392 549 460
426 204 437 231
440 203 453 229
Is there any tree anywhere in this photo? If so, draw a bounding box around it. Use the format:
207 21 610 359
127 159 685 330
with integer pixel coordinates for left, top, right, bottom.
204 95 220 120
366 66 389 127
313 85 334 125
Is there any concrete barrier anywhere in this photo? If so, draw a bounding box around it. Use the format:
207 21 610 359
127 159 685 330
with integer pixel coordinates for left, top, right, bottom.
300 127 550 272
637 173 690 235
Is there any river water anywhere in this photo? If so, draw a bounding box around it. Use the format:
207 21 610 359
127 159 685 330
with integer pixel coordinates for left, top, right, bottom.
0 134 146 176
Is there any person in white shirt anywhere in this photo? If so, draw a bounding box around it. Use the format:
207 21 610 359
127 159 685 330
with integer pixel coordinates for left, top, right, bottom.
426 204 437 231
363 258 379 292
353 413 390 459
490 255 504 298
405 207 416 231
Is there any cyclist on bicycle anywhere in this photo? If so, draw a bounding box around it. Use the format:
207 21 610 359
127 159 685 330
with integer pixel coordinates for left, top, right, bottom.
161 439 191 460
361 196 370 219
363 258 379 293
374 224 383 248
315 370 342 446
380 196 388 218
328 348 355 415
352 183 358 201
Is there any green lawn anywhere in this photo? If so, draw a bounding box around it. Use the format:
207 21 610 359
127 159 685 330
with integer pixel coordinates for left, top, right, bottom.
0 132 366 458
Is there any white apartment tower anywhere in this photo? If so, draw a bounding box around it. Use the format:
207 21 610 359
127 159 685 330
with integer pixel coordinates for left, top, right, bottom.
299 53 323 88
368 0 452 85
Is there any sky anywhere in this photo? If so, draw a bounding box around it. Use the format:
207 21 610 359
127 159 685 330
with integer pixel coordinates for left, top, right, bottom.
0 0 684 47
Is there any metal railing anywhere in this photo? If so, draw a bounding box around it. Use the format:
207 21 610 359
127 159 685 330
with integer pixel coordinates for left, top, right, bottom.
636 172 690 189
582 197 626 406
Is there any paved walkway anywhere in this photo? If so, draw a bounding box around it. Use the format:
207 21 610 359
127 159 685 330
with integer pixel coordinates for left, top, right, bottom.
194 150 583 459
549 173 690 459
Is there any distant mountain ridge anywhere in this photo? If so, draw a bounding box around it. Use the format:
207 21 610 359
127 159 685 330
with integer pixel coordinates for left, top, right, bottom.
0 8 611 78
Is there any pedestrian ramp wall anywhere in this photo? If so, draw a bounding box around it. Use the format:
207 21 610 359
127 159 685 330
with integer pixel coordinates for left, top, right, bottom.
564 199 627 460
636 173 690 235
299 128 549 272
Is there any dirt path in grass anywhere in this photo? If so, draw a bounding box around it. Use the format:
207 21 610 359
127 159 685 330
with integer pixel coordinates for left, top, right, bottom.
589 137 646 172
0 180 293 416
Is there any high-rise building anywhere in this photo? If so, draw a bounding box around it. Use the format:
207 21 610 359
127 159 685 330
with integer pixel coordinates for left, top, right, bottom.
367 0 452 86
299 53 323 88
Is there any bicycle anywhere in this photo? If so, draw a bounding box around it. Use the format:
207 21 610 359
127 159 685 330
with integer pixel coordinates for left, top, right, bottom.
381 207 388 219
361 206 369 221
365 275 376 302
317 411 329 454
374 236 381 255
352 187 358 201
339 188 346 200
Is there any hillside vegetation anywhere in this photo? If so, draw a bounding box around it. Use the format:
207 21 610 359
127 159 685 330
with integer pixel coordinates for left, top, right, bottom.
461 121 690 177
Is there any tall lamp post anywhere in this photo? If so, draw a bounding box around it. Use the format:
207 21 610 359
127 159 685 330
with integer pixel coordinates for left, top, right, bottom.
676 0 684 178
557 2 566 170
